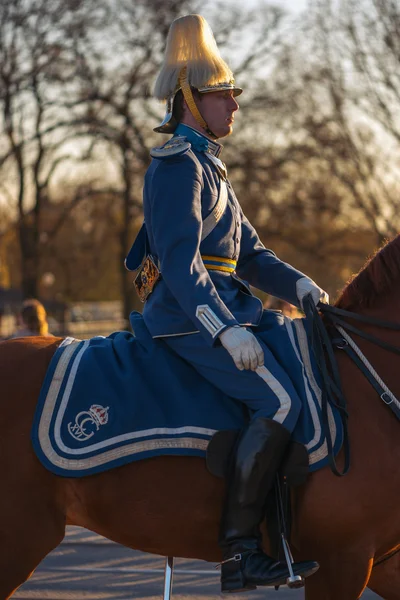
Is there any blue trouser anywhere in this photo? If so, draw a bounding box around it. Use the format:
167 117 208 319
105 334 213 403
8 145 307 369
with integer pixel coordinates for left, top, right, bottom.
164 310 306 433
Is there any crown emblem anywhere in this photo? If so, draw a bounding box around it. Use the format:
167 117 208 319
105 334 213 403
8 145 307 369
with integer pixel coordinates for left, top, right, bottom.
89 404 109 426
68 403 110 442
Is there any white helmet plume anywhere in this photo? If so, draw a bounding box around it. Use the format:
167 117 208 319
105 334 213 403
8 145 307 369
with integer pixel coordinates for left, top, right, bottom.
154 14 235 100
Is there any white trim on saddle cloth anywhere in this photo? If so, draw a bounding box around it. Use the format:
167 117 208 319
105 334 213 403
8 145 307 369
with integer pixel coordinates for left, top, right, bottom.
37 340 214 473
290 317 338 466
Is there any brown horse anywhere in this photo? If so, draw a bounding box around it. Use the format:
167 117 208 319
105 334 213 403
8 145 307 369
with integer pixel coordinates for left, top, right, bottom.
3 236 400 600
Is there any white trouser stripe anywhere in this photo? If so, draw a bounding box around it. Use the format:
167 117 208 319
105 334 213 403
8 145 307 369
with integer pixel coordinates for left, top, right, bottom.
255 365 292 424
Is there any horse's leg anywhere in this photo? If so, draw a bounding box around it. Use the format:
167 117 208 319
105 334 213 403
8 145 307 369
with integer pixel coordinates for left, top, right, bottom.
0 494 65 598
0 339 66 599
303 551 374 600
368 553 400 600
0 466 66 600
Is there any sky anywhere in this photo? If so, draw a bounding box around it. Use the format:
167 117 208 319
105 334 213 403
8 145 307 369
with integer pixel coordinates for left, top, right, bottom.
254 0 308 14
279 0 308 12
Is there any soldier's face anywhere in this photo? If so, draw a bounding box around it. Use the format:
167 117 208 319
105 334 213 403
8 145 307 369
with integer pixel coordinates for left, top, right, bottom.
197 90 239 139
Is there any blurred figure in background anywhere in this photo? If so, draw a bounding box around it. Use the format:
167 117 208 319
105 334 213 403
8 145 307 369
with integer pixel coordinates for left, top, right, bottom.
10 299 53 338
264 295 302 319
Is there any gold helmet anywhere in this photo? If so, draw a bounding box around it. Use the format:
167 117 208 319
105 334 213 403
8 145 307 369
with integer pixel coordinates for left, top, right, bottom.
153 14 242 136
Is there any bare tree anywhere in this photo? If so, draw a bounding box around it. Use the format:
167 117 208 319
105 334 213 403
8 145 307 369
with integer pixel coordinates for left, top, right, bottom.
0 0 103 297
294 0 400 242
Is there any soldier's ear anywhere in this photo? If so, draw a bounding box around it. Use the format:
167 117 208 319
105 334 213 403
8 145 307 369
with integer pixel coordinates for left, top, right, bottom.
173 90 186 121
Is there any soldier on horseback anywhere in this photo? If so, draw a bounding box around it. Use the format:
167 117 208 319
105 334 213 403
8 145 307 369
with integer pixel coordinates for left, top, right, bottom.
126 14 328 593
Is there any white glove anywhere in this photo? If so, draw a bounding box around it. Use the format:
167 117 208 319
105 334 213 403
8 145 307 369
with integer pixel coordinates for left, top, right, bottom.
296 277 329 309
219 326 264 371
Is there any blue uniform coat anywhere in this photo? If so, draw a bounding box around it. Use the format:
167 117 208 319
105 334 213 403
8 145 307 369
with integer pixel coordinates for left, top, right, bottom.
126 124 307 347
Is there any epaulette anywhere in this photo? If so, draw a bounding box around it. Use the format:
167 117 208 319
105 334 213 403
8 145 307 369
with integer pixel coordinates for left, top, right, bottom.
150 135 191 159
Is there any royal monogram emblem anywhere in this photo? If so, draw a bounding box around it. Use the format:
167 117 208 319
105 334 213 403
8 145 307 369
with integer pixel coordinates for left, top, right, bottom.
68 404 110 442
134 254 161 302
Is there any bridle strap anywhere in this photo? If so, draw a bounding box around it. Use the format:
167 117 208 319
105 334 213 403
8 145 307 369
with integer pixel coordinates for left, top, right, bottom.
320 303 400 331
303 297 400 477
319 304 400 355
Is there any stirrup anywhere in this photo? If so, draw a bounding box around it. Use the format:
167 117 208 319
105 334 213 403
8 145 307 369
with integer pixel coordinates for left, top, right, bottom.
276 476 304 589
281 533 304 589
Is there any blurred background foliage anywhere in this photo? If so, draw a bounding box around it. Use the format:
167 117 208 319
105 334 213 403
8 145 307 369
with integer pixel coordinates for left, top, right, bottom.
0 0 399 323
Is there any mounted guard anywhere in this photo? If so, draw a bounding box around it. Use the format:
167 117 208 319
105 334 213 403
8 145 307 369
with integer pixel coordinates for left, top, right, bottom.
126 14 329 593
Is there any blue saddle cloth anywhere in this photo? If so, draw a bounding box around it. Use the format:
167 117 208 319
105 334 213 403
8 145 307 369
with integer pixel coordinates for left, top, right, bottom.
32 311 343 477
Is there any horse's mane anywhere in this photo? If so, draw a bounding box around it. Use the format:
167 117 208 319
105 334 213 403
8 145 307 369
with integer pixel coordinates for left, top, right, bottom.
336 234 400 310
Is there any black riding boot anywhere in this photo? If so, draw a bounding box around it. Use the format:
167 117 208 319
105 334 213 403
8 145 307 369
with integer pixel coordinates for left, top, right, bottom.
219 417 319 593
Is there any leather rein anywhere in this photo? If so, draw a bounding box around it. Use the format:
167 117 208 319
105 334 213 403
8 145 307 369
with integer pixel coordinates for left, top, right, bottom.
303 296 400 477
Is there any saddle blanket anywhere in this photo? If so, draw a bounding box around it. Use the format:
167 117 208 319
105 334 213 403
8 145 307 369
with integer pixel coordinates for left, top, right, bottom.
32 311 343 477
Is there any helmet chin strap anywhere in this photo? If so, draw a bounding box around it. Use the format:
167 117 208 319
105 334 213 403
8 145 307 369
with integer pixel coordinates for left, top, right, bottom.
179 67 218 139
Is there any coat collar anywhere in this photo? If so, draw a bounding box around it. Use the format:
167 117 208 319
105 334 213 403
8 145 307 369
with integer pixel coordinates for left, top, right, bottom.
174 124 223 157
